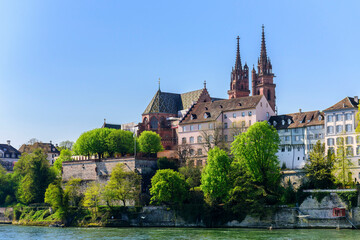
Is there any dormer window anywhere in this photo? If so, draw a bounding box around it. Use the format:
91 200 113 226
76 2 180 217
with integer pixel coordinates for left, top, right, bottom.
273 121 277 126
205 107 208 110
282 120 285 125
238 103 242 106
318 116 322 121
204 112 211 119
287 119 291 125
219 105 223 109
190 114 197 120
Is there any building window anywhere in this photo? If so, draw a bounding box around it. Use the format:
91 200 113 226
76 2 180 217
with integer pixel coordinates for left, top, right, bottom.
209 123 214 129
224 135 228 142
336 137 344 145
357 135 360 144
248 111 252 116
295 136 300 141
285 129 289 132
242 112 245 117
196 160 202 166
224 114 227 119
208 135 214 143
345 124 352 132
198 124 202 130
327 126 334 134
308 134 314 140
182 137 187 144
224 123 228 129
249 120 251 126
241 121 246 127
327 138 335 146
150 117 158 129
285 136 290 141
345 113 352 120
197 149 203 156
297 146 301 151
233 113 236 118
281 147 285 152
346 147 354 156
336 114 343 122
189 149 195 156
197 136 203 143
346 136 353 145
287 146 292 152
327 115 334 122
190 137 194 144
266 112 269 118
336 125 343 133
190 125 194 131
328 147 335 154
182 126 186 132
356 146 360 156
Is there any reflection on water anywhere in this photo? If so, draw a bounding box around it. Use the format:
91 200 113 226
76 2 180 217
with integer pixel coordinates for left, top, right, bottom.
0 225 359 240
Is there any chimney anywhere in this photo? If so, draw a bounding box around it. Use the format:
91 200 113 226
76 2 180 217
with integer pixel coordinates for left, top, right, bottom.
354 96 358 103
7 140 10 145
50 140 52 145
299 109 302 113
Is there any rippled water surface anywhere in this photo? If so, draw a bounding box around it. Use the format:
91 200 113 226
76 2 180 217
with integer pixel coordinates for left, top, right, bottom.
1 225 360 239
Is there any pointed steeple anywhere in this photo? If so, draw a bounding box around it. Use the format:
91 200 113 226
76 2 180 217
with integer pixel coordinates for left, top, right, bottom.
235 36 242 70
258 25 272 75
260 25 267 63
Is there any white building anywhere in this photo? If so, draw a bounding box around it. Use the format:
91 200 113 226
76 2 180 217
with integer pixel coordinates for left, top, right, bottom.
269 110 325 169
178 95 275 166
323 96 360 181
0 140 21 171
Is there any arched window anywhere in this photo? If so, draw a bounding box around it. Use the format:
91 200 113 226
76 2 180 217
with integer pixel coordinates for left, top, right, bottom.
267 89 271 100
150 117 158 129
160 117 167 128
143 117 148 124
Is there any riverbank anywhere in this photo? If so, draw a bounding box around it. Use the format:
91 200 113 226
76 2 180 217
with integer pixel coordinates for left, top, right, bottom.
3 193 360 229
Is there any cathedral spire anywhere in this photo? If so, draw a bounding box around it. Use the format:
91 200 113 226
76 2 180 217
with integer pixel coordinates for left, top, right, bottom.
260 25 267 63
258 25 272 75
235 36 242 70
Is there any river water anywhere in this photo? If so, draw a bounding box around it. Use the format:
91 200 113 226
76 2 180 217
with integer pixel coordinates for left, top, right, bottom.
0 225 359 239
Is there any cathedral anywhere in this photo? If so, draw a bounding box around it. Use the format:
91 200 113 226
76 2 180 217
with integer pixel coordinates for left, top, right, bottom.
139 26 277 152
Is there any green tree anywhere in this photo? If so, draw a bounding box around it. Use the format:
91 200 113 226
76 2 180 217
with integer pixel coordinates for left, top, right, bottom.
150 169 188 205
138 131 164 155
356 105 360 132
231 121 281 194
107 130 135 156
53 149 73 174
333 137 353 188
64 178 83 207
0 166 17 205
179 166 201 190
83 182 102 219
201 147 232 204
304 140 335 189
14 149 56 204
45 181 66 211
75 128 114 159
104 163 141 206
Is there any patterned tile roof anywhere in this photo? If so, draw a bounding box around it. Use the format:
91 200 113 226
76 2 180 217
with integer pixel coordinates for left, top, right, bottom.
19 142 60 154
180 95 263 124
268 110 324 129
143 89 205 114
323 97 359 112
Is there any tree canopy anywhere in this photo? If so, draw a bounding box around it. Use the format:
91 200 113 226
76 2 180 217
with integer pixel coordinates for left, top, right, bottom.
14 149 56 204
333 136 353 188
231 121 281 193
150 169 188 204
104 163 141 206
107 130 135 156
201 147 232 204
304 140 335 189
138 131 164 154
53 149 73 174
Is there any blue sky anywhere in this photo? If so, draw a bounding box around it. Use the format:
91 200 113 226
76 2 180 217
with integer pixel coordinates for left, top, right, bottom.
0 1 359 148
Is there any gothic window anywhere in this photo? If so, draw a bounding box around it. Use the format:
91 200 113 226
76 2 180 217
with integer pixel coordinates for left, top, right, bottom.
143 117 148 124
150 117 158 129
267 89 271 100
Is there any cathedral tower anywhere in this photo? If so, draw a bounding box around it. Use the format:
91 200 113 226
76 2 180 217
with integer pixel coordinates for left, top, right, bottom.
228 36 250 99
252 25 276 112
